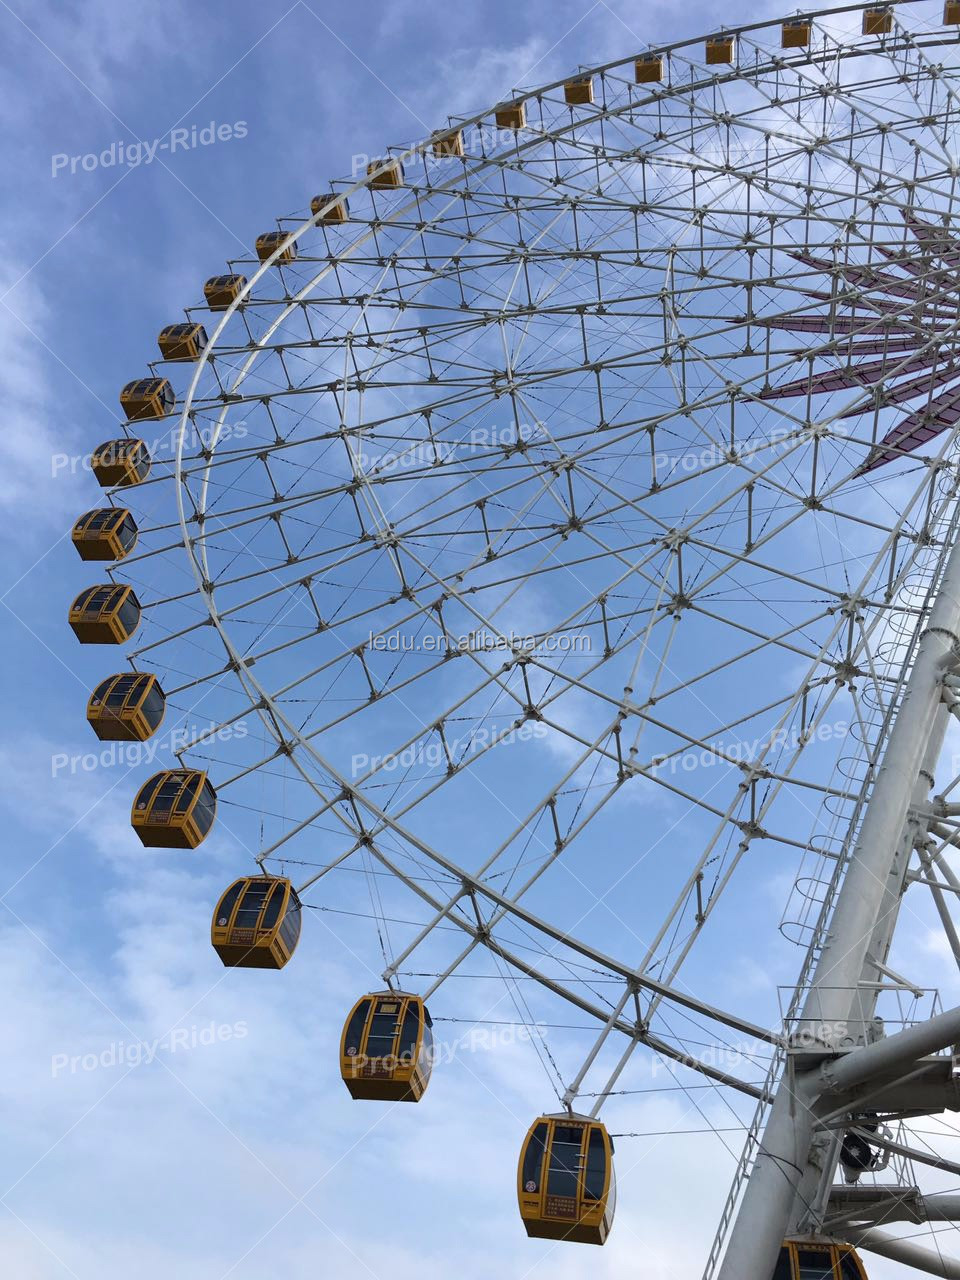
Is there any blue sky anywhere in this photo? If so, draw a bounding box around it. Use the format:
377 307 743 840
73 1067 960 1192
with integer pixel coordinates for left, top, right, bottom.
1 1 947 1277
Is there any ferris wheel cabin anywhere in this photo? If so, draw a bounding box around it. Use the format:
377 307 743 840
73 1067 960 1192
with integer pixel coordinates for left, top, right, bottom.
862 6 893 33
211 875 302 969
706 35 735 63
71 508 138 561
517 1114 616 1245
366 159 404 188
781 18 812 46
563 76 594 105
635 53 663 82
311 193 349 221
68 584 141 644
157 322 208 361
431 130 464 157
119 377 174 421
203 274 247 310
774 1240 868 1279
340 992 434 1101
90 438 151 488
494 101 526 130
131 770 216 848
255 232 297 263
87 673 165 742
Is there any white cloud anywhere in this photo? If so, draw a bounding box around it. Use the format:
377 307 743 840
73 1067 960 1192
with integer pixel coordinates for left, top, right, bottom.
0 267 93 527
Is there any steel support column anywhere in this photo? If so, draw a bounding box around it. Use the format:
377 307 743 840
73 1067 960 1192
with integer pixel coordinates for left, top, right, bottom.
718 529 960 1280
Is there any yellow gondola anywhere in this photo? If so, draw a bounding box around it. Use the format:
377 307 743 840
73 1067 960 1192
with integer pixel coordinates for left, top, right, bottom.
706 35 734 63
157 322 208 361
366 159 404 188
255 232 297 263
862 6 892 33
635 54 663 83
87 672 165 742
517 1114 615 1245
68 584 141 644
71 508 138 561
781 18 812 46
340 991 434 1101
203 274 247 310
563 76 594 105
310 193 349 221
432 130 464 158
947 1 960 23
131 769 216 848
211 875 301 968
119 377 174 421
495 100 526 130
90 438 151 488
775 1239 868 1278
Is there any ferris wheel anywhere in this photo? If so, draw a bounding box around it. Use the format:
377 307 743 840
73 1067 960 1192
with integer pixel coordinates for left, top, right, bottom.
65 1 960 1274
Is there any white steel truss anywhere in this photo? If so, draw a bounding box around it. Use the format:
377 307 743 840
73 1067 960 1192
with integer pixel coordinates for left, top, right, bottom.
94 3 960 1273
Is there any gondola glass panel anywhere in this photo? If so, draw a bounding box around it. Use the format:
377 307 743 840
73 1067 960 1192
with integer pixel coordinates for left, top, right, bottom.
773 1250 793 1280
521 1121 549 1196
796 1249 836 1280
339 992 433 1101
517 1115 615 1245
837 1248 868 1279
343 998 372 1057
211 875 301 968
131 769 216 848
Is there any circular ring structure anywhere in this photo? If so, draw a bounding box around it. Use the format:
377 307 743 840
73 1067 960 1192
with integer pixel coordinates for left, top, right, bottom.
90 3 960 1267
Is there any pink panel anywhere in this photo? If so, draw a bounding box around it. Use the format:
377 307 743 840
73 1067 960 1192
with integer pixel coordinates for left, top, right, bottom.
876 244 960 293
839 361 960 418
905 213 960 268
792 251 929 300
840 265 927 300
760 350 950 400
829 337 944 357
759 315 918 335
779 216 960 473
859 381 960 472
799 288 920 318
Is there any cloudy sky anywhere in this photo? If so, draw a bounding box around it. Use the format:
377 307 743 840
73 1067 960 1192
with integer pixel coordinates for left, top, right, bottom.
3 0 957 1277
